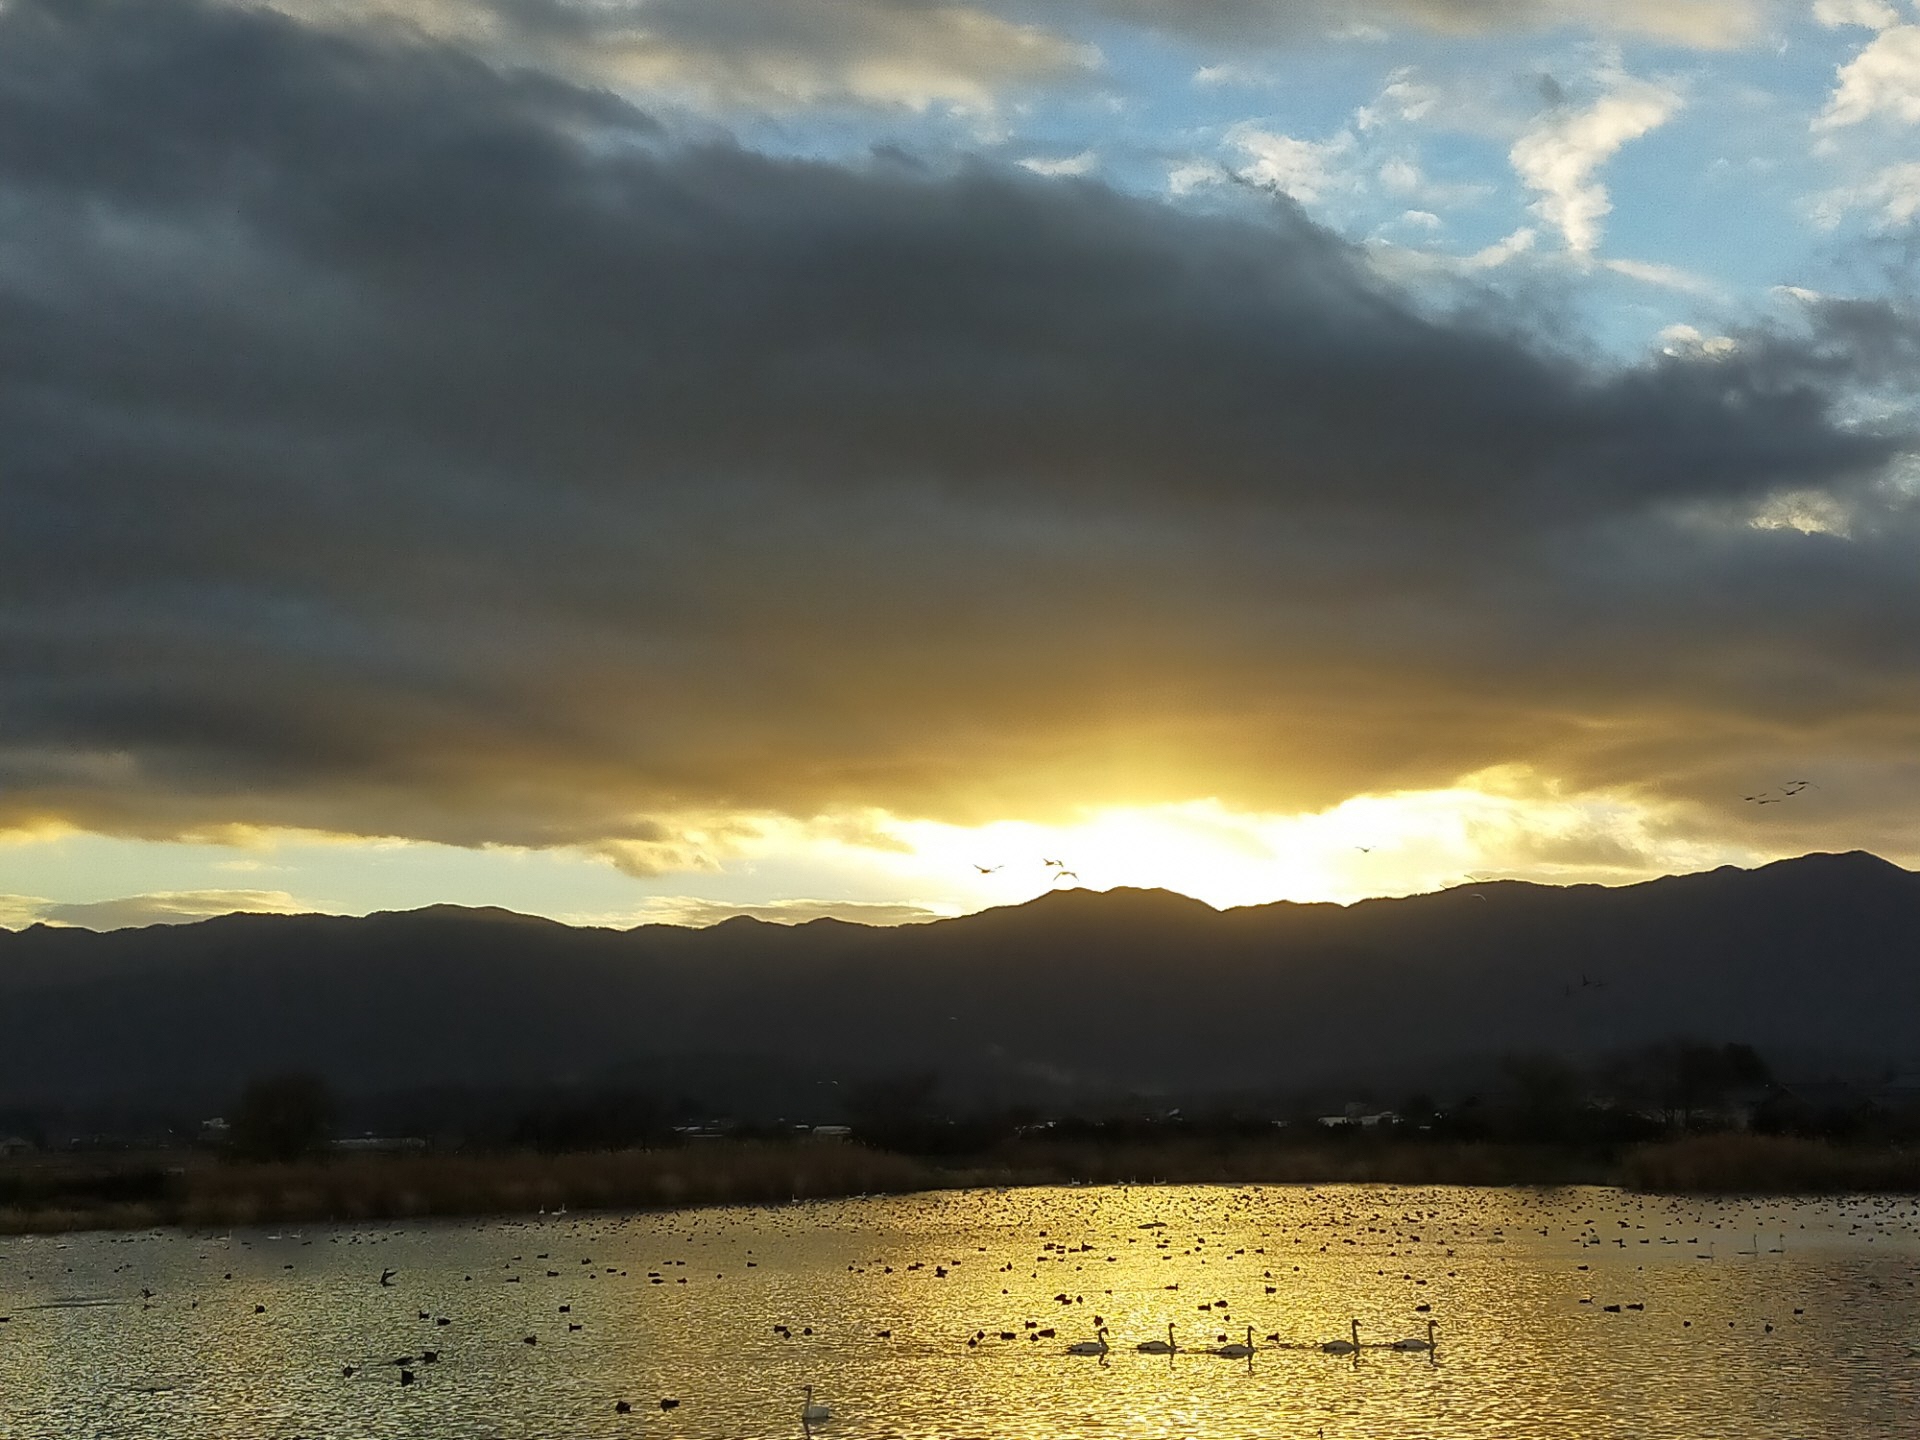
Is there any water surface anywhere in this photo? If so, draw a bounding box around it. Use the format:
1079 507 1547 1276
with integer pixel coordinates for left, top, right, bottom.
3 1184 1918 1438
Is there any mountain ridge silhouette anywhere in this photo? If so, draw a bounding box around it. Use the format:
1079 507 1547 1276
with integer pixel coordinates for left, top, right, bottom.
2 851 1915 1113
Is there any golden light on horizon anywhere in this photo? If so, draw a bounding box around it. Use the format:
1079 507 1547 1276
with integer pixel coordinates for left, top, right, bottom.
749 768 1765 918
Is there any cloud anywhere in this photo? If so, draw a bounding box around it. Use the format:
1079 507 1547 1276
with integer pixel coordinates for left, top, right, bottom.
253 0 1098 110
0 0 1916 872
1020 150 1100 177
1228 124 1359 204
1082 0 1769 49
4 890 310 930
1466 225 1540 266
1508 66 1684 255
1813 159 1920 225
1813 0 1902 30
1816 21 1920 129
1658 322 1738 356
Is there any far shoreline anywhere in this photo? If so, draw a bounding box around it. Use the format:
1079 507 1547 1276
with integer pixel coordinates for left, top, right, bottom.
4 1133 1918 1237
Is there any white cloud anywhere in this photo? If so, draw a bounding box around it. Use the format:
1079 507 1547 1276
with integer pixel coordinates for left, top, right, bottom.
1378 154 1495 207
1816 23 1920 128
1658 322 1738 356
1813 159 1920 225
1509 67 1684 255
1168 159 1226 194
1813 0 1902 30
1020 150 1100 176
1605 257 1724 295
1465 226 1540 268
1229 125 1358 205
1193 61 1269 87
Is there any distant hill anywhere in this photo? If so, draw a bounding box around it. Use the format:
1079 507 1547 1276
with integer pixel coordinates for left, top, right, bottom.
3 852 1918 1118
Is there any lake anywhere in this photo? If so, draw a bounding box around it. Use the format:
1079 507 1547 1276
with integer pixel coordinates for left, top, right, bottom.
3 1184 1917 1438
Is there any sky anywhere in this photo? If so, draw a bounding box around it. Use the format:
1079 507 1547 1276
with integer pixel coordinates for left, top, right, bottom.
2 0 1919 929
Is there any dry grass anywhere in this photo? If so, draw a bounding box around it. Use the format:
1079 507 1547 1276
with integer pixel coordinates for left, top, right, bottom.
1619 1134 1920 1194
0 1142 946 1234
6 1134 1920 1234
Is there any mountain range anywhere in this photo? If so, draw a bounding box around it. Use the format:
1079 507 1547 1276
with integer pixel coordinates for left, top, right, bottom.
3 851 1917 1122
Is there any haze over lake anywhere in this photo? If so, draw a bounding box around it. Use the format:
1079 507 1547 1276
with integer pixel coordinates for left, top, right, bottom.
4 1185 1917 1439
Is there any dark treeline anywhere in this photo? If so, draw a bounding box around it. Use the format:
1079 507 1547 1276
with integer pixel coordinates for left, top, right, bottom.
7 1036 1920 1166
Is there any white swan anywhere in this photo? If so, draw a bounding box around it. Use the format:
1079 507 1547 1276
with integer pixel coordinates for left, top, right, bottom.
1388 1319 1437 1352
1136 1322 1177 1354
1066 1326 1110 1355
1215 1325 1255 1359
801 1386 831 1425
1321 1319 1361 1354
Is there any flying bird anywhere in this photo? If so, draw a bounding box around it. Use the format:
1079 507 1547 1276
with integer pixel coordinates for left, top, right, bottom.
972 864 1002 874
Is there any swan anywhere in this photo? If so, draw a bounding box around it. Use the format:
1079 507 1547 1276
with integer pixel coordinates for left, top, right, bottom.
1215 1325 1255 1359
1389 1319 1437 1351
1321 1319 1361 1354
1136 1322 1177 1354
801 1386 831 1425
1066 1327 1110 1355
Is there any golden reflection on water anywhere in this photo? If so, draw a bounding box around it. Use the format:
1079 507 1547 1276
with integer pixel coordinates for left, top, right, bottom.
3 1185 1920 1438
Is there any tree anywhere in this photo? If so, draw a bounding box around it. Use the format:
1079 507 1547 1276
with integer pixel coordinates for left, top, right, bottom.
228 1073 335 1162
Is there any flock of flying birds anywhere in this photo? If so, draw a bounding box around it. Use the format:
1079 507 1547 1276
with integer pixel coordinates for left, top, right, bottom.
1743 780 1817 806
968 779 1819 894
973 858 1078 884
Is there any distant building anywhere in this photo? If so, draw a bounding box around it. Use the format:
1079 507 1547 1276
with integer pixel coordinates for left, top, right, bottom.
0 1135 32 1157
331 1135 428 1153
1317 1108 1400 1129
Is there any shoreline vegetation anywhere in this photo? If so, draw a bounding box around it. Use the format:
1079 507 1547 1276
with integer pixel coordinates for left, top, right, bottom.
5 1134 1919 1236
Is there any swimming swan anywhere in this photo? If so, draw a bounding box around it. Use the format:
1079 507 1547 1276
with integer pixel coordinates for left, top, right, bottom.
1215 1325 1255 1359
1066 1327 1110 1355
1136 1322 1177 1354
801 1386 831 1425
1321 1319 1361 1354
1389 1320 1438 1352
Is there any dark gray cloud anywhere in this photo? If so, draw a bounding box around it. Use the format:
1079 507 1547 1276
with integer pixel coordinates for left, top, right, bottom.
1 0 1915 866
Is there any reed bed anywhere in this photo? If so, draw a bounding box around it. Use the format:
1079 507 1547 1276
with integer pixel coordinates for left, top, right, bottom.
5 1134 1918 1234
1619 1133 1920 1194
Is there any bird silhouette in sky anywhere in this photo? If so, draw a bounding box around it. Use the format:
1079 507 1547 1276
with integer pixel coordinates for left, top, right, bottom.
1745 779 1817 804
972 864 1002 874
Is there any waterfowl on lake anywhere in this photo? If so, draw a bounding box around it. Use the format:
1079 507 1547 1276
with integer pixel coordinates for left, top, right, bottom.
1322 1319 1361 1354
1388 1320 1437 1351
1215 1326 1254 1358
